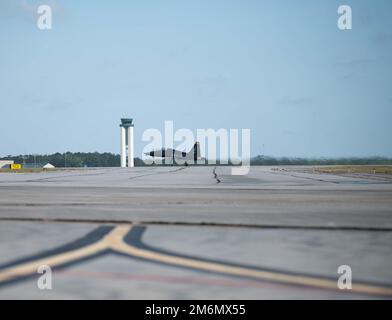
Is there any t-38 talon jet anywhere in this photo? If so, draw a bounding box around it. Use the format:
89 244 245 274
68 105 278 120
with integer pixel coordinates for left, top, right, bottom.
145 142 203 165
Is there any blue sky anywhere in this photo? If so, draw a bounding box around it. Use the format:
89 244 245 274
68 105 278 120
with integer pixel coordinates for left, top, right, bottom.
0 0 391 157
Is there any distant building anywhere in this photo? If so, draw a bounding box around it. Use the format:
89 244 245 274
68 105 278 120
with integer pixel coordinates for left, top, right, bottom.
0 160 14 169
43 163 55 169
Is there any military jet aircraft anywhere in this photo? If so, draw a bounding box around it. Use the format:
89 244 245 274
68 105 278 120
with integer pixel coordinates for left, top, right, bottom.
145 142 203 165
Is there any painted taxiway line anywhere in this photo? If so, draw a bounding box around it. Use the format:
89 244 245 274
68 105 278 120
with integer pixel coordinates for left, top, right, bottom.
0 224 391 297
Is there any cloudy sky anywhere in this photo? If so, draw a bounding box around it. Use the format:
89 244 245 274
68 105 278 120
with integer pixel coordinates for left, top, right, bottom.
0 0 391 157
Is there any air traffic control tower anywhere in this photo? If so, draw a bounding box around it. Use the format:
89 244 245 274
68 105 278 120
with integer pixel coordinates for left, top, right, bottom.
120 118 134 167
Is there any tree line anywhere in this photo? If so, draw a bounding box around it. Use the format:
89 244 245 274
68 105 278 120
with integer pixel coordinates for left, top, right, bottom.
1 152 142 167
1 153 391 167
250 155 392 165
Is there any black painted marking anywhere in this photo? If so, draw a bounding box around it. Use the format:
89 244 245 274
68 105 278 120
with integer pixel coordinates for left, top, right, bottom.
0 226 114 288
1 224 391 298
0 226 113 270
122 225 392 296
0 250 113 288
123 226 338 280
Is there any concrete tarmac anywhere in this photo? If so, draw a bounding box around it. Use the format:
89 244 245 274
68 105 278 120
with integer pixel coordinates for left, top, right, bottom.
0 166 391 299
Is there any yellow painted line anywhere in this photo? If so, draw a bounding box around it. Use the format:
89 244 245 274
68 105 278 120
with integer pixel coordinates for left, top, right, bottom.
111 225 392 297
1 224 391 297
0 226 126 283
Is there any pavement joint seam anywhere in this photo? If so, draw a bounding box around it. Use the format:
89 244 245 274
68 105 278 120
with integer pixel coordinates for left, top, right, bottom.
0 217 391 231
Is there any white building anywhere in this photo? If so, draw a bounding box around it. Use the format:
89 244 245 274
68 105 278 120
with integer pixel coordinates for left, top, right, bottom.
43 163 55 169
0 160 14 168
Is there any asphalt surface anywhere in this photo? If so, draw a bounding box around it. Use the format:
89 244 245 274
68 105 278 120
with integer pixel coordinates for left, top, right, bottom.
0 166 391 299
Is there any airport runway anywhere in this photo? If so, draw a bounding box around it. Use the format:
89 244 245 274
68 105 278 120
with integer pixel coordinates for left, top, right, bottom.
0 166 391 299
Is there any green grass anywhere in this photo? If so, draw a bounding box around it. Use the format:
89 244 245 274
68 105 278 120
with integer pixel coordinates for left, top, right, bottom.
315 165 392 175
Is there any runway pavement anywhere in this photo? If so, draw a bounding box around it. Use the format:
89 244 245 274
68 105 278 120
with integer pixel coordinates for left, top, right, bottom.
0 166 391 299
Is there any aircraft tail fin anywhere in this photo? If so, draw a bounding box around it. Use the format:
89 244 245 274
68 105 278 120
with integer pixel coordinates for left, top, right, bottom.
192 141 201 160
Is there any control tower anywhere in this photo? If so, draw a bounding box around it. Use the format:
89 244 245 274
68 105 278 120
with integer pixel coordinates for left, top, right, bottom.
119 118 134 167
